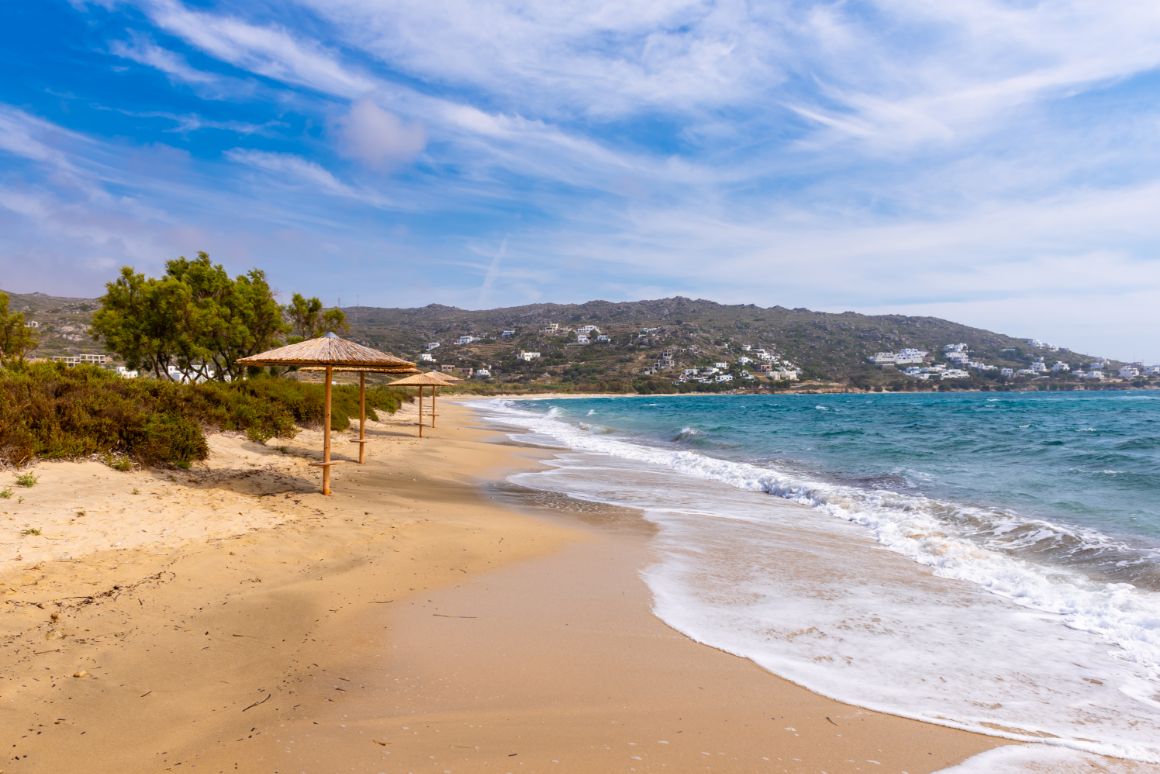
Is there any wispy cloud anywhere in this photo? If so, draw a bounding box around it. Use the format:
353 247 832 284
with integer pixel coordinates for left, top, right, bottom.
4 0 1160 359
142 0 377 98
110 34 217 86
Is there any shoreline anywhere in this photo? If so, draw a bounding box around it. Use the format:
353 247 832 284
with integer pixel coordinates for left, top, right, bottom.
1 398 1011 771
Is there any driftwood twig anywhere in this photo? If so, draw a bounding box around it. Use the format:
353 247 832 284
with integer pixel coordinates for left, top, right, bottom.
242 693 272 712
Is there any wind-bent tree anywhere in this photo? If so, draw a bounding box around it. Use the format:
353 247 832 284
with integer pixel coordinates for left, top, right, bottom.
0 291 38 366
91 253 286 382
285 292 348 341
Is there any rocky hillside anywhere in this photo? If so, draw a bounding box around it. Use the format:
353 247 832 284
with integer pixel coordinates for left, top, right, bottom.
342 297 1112 392
6 290 1120 392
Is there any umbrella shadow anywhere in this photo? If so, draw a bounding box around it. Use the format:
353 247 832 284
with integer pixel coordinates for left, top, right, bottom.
149 456 321 497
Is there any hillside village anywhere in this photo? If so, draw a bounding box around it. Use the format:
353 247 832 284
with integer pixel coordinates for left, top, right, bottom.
7 291 1160 393
869 341 1159 384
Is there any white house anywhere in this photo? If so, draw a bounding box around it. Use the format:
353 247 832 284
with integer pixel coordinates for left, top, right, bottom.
576 334 590 345
715 374 734 383
542 323 560 333
577 325 601 335
1051 361 1070 373
1030 360 1048 373
1120 365 1141 379
24 320 39 329
737 356 753 365
500 329 516 338
425 341 441 351
714 361 728 370
1000 367 1015 378
517 351 541 362
941 369 970 380
455 335 477 345
596 334 611 343
870 352 898 366
472 368 492 379
945 350 969 365
896 349 928 365
418 353 435 363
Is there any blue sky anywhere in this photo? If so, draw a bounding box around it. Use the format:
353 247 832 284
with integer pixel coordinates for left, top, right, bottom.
2 1 1160 361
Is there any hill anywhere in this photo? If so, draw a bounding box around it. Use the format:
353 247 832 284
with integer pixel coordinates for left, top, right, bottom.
3 291 104 359
5 289 1126 392
341 297 1116 392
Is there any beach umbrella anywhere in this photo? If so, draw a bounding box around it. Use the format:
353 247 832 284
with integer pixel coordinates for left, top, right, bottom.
238 333 417 495
299 364 420 464
388 372 456 436
422 371 460 428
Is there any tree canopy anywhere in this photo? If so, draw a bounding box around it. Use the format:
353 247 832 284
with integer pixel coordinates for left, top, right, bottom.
285 292 348 341
91 253 286 382
0 291 38 366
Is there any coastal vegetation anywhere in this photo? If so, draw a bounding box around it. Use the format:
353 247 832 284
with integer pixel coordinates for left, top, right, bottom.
0 362 406 468
90 253 287 382
0 291 39 366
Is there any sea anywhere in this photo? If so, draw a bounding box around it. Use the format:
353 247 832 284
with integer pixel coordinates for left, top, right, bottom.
472 391 1160 765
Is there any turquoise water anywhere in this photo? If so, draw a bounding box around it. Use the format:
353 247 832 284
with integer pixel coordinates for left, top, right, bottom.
478 391 1160 762
518 391 1160 586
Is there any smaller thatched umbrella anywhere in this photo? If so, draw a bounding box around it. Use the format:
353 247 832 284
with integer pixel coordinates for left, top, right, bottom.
389 372 455 437
238 334 416 495
300 365 419 463
423 371 460 428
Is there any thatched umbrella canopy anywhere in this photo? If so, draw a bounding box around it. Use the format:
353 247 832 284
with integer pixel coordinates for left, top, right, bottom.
238 335 415 369
238 334 417 494
389 372 456 436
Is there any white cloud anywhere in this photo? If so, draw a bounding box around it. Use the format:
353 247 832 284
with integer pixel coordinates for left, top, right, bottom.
224 149 356 195
295 0 784 119
110 35 217 86
336 100 425 168
142 0 376 98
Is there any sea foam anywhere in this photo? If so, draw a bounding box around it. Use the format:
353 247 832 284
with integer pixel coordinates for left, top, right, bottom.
476 398 1160 762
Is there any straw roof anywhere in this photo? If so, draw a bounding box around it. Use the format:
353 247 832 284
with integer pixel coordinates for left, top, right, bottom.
426 370 462 383
238 333 416 369
298 364 420 374
389 372 456 387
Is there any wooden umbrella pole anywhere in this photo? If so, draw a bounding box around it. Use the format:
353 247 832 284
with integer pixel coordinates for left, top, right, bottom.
358 371 367 464
323 365 333 495
431 386 437 428
418 386 424 438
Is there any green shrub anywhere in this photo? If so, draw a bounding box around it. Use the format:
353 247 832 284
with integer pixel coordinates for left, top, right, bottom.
15 473 37 487
0 363 408 468
0 488 11 499
102 454 133 472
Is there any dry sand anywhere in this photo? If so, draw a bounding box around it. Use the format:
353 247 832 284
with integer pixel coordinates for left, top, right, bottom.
0 399 1008 772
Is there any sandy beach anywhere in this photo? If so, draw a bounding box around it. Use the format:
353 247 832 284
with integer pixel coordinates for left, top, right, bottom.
0 398 1007 772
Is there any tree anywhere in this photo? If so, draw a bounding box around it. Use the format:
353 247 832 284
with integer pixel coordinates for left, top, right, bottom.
285 292 349 341
0 292 38 366
91 253 287 382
